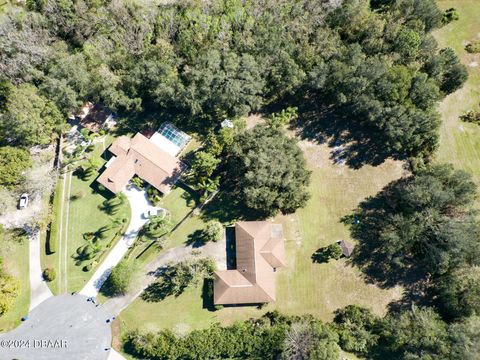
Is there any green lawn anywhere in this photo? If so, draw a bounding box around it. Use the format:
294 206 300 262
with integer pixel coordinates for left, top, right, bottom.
44 138 131 293
159 185 198 226
66 173 130 292
434 1 480 184
120 284 216 335
0 231 30 332
274 147 405 321
119 141 405 336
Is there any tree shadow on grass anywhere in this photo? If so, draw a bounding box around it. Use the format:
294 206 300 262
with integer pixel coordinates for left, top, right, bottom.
90 176 115 200
343 182 420 288
343 179 430 309
185 229 207 248
311 248 332 264
141 281 173 302
72 167 88 181
292 101 405 169
201 191 260 224
177 182 200 207
141 267 180 302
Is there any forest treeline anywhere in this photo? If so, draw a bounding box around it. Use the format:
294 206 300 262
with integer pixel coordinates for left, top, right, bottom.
0 0 467 163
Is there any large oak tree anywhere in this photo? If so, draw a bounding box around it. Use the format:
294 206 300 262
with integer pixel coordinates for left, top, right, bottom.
226 126 310 217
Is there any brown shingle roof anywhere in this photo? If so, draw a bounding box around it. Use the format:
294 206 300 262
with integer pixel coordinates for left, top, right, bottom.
213 221 285 305
338 240 354 257
97 133 185 194
78 103 112 132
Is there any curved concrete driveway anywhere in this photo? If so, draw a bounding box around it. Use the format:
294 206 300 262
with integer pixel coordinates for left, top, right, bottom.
80 184 156 298
29 229 53 311
103 238 226 315
0 294 112 360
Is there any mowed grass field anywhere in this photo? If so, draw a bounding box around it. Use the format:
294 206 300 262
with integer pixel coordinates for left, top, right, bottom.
434 1 480 182
0 233 30 332
119 140 405 336
274 141 405 321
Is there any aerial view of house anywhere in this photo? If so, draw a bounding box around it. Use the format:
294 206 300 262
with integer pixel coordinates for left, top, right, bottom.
97 124 189 194
0 1 479 360
214 221 285 305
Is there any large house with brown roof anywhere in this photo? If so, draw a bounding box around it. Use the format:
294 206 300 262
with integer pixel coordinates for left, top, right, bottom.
97 130 187 194
214 221 285 305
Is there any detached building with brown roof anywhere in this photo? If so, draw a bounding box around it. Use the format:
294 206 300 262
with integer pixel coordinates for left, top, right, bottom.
76 102 116 132
97 125 189 194
214 221 285 305
337 240 354 257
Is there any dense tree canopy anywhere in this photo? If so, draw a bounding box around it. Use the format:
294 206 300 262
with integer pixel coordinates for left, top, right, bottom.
450 316 480 360
437 266 480 319
226 126 310 217
382 307 451 359
333 305 380 355
124 305 480 360
0 0 467 163
0 146 32 188
349 164 480 284
0 83 63 146
0 259 20 317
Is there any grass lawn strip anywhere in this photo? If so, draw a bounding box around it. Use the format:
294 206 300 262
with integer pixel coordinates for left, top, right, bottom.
41 179 62 295
57 171 66 294
45 137 130 293
63 171 73 293
0 232 30 332
434 1 480 186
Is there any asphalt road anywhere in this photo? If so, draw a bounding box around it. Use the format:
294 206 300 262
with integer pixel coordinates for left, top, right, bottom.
0 294 113 360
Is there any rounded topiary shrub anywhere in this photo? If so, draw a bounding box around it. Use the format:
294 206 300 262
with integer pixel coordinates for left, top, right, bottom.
203 221 223 242
43 268 56 282
83 264 92 272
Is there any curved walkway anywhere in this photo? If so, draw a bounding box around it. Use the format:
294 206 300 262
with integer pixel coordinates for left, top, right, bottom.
80 184 157 298
0 294 113 360
29 229 53 311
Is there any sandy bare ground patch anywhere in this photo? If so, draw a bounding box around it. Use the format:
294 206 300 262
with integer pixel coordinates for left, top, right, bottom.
245 113 265 129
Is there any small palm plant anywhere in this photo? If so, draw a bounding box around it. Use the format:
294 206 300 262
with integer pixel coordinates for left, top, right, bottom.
198 177 220 202
143 215 173 240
